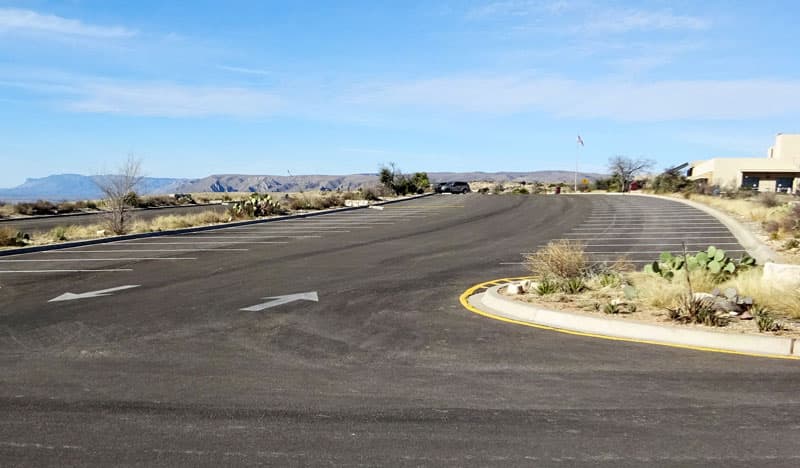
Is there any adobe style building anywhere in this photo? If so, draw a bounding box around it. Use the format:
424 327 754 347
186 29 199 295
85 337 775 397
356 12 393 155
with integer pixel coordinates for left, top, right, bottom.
688 134 800 193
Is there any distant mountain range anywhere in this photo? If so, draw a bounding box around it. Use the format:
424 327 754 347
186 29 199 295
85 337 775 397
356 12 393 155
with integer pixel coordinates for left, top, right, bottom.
0 174 188 202
0 171 604 202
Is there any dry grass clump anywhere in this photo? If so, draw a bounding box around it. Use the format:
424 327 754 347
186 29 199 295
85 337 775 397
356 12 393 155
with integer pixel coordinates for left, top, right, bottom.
142 211 230 232
630 267 800 319
0 203 13 218
628 270 718 309
718 268 800 319
285 193 348 211
0 226 26 246
687 194 785 224
524 240 587 280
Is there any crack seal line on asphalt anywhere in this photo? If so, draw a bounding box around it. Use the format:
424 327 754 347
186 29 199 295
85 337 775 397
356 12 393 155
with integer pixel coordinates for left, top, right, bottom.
459 277 800 361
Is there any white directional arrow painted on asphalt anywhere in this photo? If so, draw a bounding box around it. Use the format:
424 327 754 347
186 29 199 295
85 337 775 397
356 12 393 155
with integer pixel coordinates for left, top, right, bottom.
48 285 141 302
240 291 319 311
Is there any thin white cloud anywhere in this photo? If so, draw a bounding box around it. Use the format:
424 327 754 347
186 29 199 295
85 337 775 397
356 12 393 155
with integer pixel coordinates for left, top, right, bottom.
65 82 282 118
218 65 272 76
350 75 800 121
467 0 576 18
579 9 710 34
0 8 135 38
468 2 709 34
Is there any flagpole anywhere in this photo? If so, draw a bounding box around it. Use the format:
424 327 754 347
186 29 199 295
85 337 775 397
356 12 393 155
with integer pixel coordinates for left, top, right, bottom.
574 135 579 192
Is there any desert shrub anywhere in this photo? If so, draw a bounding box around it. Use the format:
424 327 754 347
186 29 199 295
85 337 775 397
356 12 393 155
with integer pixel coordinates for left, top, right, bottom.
752 306 787 333
492 184 505 194
597 299 637 315
590 272 622 289
49 226 68 241
784 238 800 250
758 192 780 208
536 278 560 295
524 240 587 281
511 187 530 195
360 186 383 201
666 294 730 327
560 277 586 294
478 187 489 194
0 226 30 246
15 200 58 215
651 171 694 194
228 193 284 218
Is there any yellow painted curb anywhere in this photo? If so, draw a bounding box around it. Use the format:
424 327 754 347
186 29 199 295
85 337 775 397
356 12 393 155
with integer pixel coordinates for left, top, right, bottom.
459 278 800 361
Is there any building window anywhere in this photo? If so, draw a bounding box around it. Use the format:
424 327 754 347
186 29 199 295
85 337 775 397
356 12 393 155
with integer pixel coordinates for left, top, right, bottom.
776 177 793 193
741 175 759 190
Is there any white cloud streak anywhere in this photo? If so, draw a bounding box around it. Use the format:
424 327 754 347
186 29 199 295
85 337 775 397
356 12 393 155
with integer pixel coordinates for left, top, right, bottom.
579 9 710 34
0 8 135 38
218 65 272 76
351 75 800 121
65 82 282 117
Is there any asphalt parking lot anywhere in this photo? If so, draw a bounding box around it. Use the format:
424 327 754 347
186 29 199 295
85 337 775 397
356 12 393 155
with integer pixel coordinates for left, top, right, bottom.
2 194 798 467
500 194 746 269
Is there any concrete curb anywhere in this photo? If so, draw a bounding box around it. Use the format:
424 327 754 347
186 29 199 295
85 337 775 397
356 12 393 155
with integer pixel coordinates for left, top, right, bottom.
474 285 799 358
629 192 779 264
0 193 434 257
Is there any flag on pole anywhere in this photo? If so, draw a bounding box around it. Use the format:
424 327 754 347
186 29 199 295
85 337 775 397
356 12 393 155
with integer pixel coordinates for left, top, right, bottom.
577 135 584 146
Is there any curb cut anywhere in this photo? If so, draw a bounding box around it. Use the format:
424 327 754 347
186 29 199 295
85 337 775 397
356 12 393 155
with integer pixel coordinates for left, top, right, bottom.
0 193 434 257
471 284 799 359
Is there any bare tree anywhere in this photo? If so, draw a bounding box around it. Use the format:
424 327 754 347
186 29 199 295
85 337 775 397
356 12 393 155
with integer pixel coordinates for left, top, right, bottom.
95 155 144 234
607 155 655 192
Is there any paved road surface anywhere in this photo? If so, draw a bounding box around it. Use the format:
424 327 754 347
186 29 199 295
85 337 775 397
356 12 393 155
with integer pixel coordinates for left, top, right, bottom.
1 194 798 467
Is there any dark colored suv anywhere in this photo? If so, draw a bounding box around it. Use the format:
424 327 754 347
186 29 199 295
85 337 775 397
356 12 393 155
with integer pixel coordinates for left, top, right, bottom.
434 181 471 194
449 181 471 194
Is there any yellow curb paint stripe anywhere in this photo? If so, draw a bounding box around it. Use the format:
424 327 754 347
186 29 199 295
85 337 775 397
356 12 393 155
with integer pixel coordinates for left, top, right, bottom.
459 278 800 361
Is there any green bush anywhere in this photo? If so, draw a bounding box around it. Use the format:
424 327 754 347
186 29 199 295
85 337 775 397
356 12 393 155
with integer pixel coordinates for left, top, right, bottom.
752 306 787 333
560 277 586 294
228 193 285 218
536 278 560 295
666 294 729 327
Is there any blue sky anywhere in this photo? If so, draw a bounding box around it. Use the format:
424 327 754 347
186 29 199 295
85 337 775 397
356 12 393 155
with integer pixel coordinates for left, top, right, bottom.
1 1 799 187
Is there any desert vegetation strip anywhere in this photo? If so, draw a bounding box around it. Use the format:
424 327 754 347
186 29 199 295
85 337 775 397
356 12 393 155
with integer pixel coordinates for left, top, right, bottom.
0 193 433 255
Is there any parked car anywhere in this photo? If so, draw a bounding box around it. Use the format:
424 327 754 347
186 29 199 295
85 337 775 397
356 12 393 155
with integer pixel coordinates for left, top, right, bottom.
447 181 471 194
434 182 450 193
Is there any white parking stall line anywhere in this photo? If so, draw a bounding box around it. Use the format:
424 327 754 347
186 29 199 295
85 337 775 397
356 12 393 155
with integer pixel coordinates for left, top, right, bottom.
572 226 729 234
42 249 250 252
581 250 747 254
499 262 526 265
584 215 719 224
113 241 289 245
291 221 395 225
564 232 734 240
207 229 349 234
0 258 197 262
574 225 726 229
578 221 722 225
520 249 747 255
569 242 742 247
0 269 134 273
567 231 731 235
170 235 320 239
